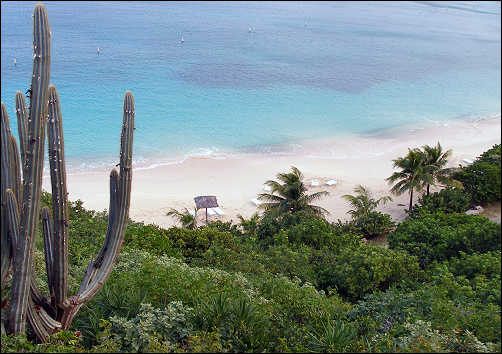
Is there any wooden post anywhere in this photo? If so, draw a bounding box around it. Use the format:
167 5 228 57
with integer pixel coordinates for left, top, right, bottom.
205 208 208 224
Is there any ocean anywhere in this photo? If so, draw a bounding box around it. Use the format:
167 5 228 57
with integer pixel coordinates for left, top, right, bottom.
1 1 500 172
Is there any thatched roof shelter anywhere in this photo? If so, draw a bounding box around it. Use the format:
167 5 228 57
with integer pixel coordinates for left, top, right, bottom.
194 196 218 209
194 196 219 223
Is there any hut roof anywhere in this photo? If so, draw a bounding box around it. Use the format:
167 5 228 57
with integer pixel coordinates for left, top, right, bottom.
194 196 218 209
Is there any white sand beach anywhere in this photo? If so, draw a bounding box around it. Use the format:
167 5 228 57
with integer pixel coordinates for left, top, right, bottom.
43 115 501 228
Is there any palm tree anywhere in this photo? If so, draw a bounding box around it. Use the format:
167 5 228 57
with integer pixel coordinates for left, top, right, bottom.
257 166 330 218
166 207 198 229
342 185 392 219
422 142 453 195
386 148 428 212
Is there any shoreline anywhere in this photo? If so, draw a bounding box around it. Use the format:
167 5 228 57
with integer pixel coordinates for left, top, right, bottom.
42 113 501 228
49 112 501 176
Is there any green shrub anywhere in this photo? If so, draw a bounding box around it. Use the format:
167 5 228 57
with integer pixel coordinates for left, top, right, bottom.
350 270 501 348
453 145 501 205
445 251 501 280
442 251 501 306
389 212 501 268
353 211 395 239
103 302 194 352
256 211 323 246
409 187 471 217
314 245 422 300
394 320 496 353
1 331 85 353
254 274 351 351
206 220 243 238
455 161 501 204
476 143 501 166
124 225 235 259
123 222 183 257
285 216 363 250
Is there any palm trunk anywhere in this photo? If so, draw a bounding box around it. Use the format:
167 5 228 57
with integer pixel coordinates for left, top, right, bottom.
427 184 430 196
409 189 413 212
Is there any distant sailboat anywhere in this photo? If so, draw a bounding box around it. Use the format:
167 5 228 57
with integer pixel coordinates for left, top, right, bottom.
13 58 16 66
97 47 100 55
248 26 252 33
180 34 184 43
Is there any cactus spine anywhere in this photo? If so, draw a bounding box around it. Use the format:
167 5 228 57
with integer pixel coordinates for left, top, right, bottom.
1 3 135 342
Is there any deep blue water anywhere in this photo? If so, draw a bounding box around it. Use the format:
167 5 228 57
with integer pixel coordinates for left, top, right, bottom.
1 1 500 170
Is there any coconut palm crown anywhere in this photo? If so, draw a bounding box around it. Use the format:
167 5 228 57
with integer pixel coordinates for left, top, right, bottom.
166 207 199 229
386 148 428 212
342 185 392 219
422 142 454 195
257 166 329 218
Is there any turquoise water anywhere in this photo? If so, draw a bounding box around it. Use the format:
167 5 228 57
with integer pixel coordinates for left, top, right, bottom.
1 1 500 170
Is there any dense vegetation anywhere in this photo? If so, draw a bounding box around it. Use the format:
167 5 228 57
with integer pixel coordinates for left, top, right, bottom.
454 144 501 204
2 145 500 353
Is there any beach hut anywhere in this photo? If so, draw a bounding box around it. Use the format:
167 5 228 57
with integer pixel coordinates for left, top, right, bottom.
194 195 219 224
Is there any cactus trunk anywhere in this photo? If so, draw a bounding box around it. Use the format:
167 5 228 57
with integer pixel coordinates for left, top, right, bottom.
8 3 51 335
46 85 69 314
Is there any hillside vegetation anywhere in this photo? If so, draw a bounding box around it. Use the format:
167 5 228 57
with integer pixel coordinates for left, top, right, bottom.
1 144 500 353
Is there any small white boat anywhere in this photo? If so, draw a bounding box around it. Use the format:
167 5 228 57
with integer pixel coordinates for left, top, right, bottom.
180 35 184 43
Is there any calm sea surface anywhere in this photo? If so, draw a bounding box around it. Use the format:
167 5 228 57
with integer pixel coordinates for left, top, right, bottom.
1 1 500 170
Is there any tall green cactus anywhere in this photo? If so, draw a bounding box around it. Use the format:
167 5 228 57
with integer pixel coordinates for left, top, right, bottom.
1 3 135 342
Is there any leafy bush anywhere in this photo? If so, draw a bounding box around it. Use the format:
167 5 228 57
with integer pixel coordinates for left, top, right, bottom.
454 144 501 204
124 225 234 259
102 302 193 352
206 220 243 238
476 143 501 166
1 331 85 353
443 251 501 306
352 211 395 239
314 245 422 300
254 274 351 351
285 216 363 250
388 212 501 267
256 211 322 246
445 251 500 280
455 161 501 204
350 270 501 349
123 222 183 257
409 187 471 217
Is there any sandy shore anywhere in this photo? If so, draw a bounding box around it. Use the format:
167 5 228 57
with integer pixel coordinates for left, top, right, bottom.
43 115 501 228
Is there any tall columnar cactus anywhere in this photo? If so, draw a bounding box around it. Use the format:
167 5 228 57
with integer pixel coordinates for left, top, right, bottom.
1 3 135 342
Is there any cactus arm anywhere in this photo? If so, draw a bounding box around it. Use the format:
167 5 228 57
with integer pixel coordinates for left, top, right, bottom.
78 91 134 301
46 85 69 308
2 190 19 284
26 207 59 341
78 169 119 291
8 3 51 335
1 104 14 283
27 296 61 341
41 207 56 306
1 103 14 194
9 135 22 211
15 91 29 166
60 92 134 329
10 196 52 315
